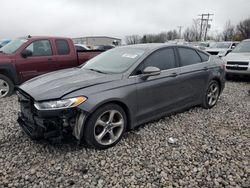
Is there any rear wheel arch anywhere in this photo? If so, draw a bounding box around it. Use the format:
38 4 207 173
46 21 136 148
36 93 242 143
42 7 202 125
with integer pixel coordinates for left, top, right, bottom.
211 78 222 94
202 79 220 109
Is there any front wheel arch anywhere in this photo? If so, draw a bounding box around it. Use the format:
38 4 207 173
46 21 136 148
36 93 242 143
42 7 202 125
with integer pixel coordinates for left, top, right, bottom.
83 103 128 149
82 100 132 130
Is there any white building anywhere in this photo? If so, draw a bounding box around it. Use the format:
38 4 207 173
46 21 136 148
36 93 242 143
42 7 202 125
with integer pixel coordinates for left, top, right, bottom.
73 36 122 46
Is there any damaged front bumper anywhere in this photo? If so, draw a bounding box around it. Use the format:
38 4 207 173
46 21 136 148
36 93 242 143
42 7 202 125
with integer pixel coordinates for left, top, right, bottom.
17 90 88 143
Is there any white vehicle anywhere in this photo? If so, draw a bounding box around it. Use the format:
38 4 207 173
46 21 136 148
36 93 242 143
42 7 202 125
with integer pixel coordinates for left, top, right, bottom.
74 44 90 51
206 41 239 57
223 39 250 76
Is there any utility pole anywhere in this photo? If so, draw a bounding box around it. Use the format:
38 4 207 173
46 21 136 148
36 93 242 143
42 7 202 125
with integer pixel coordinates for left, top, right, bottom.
199 14 204 41
198 13 213 41
204 13 213 41
177 26 183 39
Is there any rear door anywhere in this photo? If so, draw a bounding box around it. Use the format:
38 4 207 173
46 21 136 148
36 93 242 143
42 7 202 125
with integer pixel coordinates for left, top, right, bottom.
134 47 184 123
54 39 78 69
176 47 210 103
16 39 57 82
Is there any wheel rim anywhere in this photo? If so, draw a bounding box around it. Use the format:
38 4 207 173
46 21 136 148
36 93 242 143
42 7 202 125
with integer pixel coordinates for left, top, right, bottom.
94 110 124 146
0 79 9 98
207 83 219 106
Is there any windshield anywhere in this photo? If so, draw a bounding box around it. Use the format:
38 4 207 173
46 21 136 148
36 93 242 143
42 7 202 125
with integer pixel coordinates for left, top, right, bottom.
82 47 145 73
232 41 250 53
0 39 28 54
0 40 10 47
213 42 231 49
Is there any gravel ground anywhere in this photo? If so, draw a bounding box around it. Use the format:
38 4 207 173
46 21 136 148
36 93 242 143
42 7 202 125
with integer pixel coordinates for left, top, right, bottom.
0 81 249 188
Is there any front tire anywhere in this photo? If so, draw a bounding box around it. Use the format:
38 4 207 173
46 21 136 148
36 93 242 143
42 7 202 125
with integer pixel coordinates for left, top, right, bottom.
0 74 14 98
84 104 127 149
202 80 220 109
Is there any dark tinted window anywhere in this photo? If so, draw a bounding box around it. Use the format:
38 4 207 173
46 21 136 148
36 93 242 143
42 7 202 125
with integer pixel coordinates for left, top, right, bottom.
25 40 52 56
56 40 70 55
143 48 176 71
197 51 209 62
178 47 202 66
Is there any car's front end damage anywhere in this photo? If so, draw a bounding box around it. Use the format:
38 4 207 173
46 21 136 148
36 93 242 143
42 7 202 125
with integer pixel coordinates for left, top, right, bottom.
17 89 88 143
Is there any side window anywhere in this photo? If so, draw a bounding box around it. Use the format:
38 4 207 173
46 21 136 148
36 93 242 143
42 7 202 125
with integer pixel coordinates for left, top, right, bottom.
197 51 209 62
143 48 176 71
178 47 202 66
25 40 52 56
56 40 70 55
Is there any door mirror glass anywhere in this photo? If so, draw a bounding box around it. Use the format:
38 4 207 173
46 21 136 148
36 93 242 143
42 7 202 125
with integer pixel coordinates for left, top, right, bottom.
21 49 33 58
141 66 160 79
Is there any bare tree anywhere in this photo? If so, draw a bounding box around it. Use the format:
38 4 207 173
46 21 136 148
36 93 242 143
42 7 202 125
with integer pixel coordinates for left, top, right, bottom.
183 28 192 41
166 30 178 40
222 21 235 41
140 32 167 43
183 19 200 42
125 35 141 45
237 17 250 39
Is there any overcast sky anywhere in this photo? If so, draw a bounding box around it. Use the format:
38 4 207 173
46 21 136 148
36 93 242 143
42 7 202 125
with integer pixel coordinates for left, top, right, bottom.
1 0 249 40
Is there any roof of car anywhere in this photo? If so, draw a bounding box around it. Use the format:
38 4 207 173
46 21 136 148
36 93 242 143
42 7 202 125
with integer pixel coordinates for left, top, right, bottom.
121 43 177 50
19 36 71 40
121 43 203 51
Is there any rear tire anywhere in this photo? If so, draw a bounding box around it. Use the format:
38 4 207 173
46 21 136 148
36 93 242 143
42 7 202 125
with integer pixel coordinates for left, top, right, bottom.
0 74 14 98
84 103 127 149
202 80 220 109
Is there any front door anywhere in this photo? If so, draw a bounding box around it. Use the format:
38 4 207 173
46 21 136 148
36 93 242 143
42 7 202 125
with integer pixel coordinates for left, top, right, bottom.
134 47 183 123
16 39 57 82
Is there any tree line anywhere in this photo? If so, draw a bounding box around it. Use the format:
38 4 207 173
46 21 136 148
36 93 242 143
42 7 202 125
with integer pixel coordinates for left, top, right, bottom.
125 17 250 44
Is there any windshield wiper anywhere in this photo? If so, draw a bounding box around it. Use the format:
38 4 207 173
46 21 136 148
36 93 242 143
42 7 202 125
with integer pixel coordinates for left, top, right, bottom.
87 68 107 74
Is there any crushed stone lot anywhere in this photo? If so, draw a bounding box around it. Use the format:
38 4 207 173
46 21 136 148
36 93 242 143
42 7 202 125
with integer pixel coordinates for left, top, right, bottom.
0 81 249 188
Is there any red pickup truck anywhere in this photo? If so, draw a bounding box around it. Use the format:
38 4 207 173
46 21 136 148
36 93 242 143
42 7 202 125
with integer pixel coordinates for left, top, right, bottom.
0 36 103 98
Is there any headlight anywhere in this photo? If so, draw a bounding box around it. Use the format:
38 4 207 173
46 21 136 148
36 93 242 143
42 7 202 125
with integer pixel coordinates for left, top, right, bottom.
34 96 87 110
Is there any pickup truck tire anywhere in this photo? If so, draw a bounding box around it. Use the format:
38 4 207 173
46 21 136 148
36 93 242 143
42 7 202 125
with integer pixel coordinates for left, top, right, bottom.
0 74 14 98
84 103 127 149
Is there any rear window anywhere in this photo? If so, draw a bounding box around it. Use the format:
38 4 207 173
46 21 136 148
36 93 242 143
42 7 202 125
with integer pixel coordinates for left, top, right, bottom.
197 51 209 62
178 47 202 66
56 40 70 55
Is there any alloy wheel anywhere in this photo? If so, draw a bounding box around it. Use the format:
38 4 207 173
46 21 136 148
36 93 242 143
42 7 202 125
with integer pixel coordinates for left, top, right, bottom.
207 82 219 106
94 110 125 146
0 79 10 98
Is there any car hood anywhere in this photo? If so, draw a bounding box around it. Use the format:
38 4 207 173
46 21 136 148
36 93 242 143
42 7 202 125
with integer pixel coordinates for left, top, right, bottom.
19 68 123 101
224 52 250 61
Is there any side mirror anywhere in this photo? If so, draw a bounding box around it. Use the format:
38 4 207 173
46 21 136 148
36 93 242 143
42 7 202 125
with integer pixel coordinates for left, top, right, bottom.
141 66 161 79
21 49 32 58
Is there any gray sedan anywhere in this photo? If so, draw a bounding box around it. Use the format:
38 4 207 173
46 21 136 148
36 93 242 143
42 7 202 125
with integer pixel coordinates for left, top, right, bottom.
17 44 225 149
